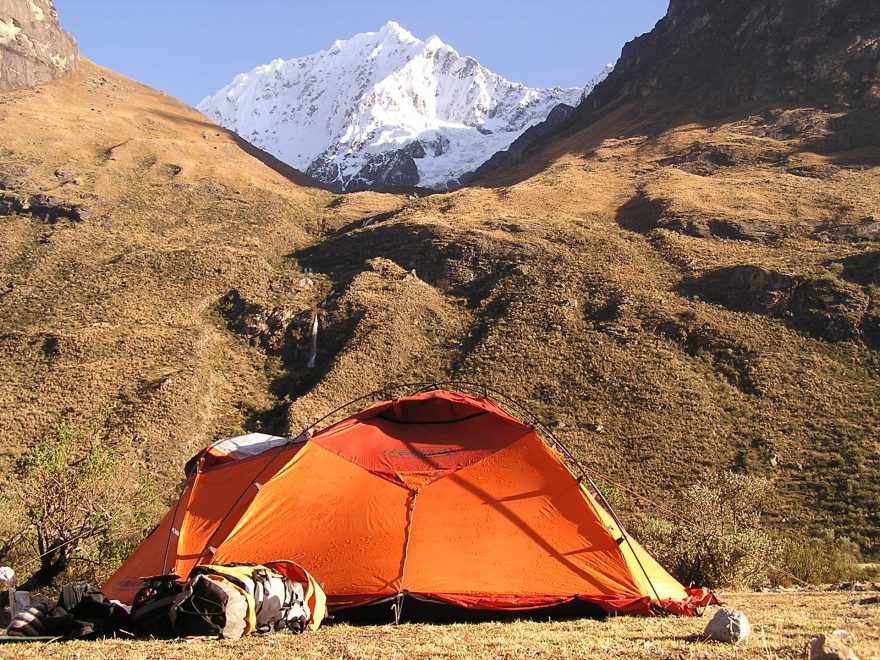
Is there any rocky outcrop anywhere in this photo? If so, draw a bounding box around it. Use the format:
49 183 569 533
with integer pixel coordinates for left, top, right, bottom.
681 265 877 348
311 148 421 193
469 0 880 183
0 190 92 222
579 0 880 117
0 0 78 92
218 289 315 362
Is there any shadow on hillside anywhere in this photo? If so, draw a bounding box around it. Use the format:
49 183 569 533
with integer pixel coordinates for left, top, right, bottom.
293 220 540 308
461 96 880 189
145 108 329 191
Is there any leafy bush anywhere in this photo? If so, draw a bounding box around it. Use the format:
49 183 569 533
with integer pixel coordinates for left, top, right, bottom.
630 471 782 589
0 422 162 588
774 531 872 585
628 471 877 589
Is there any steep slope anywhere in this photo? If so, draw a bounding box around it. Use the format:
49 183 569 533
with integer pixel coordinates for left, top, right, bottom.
198 22 587 192
0 59 401 482
577 0 880 116
470 0 880 183
0 0 78 91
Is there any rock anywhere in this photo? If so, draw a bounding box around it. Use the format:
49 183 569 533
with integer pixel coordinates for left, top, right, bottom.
658 143 787 176
703 607 751 643
786 164 839 179
0 163 30 190
26 193 88 222
0 193 26 215
308 146 421 193
808 634 859 660
680 265 871 347
0 0 79 92
821 221 880 243
218 289 313 360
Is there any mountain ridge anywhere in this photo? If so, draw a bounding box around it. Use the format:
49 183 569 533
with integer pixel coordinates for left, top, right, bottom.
466 0 880 185
197 22 604 192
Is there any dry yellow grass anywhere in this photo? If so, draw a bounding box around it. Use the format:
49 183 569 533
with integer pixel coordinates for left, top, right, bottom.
0 593 877 659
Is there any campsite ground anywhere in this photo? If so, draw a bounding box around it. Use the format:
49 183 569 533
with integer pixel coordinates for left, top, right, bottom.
1 591 877 659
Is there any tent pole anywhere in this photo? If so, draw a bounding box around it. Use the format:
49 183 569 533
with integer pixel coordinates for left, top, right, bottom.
583 473 666 613
399 382 670 614
193 439 303 565
160 471 198 576
394 489 419 625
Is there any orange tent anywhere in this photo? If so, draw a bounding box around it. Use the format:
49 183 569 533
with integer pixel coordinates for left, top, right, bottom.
103 389 715 618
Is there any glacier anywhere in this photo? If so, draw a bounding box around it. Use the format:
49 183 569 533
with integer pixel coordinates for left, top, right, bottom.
198 21 610 192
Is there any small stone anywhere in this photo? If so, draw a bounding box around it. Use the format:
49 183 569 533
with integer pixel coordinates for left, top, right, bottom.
703 607 751 643
808 634 859 660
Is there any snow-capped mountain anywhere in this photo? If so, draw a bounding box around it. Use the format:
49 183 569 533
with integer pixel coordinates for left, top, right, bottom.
198 22 605 192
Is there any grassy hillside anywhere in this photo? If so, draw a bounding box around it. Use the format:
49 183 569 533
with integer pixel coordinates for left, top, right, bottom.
0 55 877 568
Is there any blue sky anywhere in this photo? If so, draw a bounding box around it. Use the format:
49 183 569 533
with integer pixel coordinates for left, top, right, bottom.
54 1 669 106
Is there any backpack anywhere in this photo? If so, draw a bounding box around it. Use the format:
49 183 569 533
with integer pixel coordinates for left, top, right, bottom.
6 583 130 640
265 559 327 631
170 573 253 640
130 574 183 638
56 582 131 639
171 563 310 639
6 601 70 638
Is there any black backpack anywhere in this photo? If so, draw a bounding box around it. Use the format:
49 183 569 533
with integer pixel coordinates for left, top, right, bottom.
7 583 130 640
57 582 131 639
6 601 71 638
129 574 183 638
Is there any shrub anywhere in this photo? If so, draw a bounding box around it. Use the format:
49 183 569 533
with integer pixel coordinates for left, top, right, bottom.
630 471 782 589
0 422 162 589
628 471 878 589
774 530 869 585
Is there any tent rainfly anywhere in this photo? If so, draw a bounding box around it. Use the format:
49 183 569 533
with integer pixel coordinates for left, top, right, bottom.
103 389 716 618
